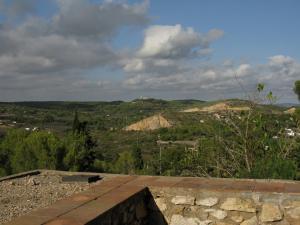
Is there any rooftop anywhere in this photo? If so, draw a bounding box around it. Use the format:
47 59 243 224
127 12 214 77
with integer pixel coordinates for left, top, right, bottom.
1 170 300 225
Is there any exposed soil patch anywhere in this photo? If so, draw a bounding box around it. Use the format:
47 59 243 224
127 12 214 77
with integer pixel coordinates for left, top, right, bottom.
182 102 250 113
284 107 296 114
124 114 171 131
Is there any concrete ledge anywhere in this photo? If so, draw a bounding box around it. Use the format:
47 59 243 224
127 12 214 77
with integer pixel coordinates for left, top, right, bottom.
123 175 300 194
0 170 40 182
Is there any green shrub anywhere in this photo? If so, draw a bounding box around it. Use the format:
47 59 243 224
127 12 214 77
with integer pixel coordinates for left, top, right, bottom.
247 156 297 180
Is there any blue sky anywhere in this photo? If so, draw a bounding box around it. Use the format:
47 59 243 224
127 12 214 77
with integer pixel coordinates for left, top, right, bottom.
13 0 300 62
145 0 300 63
0 0 299 102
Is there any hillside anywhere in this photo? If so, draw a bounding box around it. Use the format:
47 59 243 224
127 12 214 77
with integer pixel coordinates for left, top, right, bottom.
0 99 299 180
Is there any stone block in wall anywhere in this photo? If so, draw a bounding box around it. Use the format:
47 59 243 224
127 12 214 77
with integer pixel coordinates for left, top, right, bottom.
204 209 227 220
231 215 244 223
282 200 300 209
170 214 212 225
220 197 256 213
171 195 195 205
240 216 258 225
215 222 235 225
196 197 219 207
154 198 167 212
286 206 300 220
260 203 282 222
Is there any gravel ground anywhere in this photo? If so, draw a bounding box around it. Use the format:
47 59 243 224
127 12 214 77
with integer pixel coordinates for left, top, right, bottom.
0 173 102 224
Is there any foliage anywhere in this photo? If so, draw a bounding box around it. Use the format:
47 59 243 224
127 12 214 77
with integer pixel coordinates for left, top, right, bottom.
42 114 55 123
63 133 95 171
112 151 135 174
0 93 299 180
0 129 65 175
294 80 300 101
131 146 144 171
64 113 96 171
247 156 297 180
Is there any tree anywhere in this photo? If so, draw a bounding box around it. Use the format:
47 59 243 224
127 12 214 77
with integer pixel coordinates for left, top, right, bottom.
200 83 299 178
113 151 134 174
294 80 300 101
42 114 55 123
0 129 66 175
131 146 144 170
65 112 96 171
64 133 96 171
72 111 81 134
0 129 28 175
249 156 297 180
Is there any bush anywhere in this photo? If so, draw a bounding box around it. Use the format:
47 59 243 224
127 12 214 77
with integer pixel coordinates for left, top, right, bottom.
246 156 297 180
112 151 134 174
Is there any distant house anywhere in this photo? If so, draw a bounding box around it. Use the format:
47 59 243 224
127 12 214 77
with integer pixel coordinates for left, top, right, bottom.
285 128 295 137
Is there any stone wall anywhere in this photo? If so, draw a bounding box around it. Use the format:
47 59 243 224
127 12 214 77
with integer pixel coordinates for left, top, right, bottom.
147 187 300 225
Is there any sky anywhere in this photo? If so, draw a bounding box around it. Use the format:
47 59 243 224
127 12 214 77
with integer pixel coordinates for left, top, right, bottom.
0 0 299 102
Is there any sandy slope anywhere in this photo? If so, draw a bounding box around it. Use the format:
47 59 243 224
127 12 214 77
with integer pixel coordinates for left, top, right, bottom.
182 102 250 113
124 114 171 131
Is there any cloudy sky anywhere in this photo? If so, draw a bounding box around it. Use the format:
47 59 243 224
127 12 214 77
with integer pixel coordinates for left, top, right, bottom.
0 0 299 102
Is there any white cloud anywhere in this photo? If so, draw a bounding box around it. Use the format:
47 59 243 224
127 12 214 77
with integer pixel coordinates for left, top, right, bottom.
120 23 298 102
123 24 224 77
236 64 251 77
0 0 149 76
53 0 149 38
269 55 295 66
0 1 298 102
138 24 223 59
122 55 300 102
